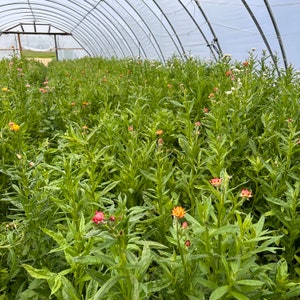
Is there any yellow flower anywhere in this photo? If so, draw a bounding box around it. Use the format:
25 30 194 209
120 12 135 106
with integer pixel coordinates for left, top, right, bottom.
9 122 20 132
2 87 8 92
172 206 185 219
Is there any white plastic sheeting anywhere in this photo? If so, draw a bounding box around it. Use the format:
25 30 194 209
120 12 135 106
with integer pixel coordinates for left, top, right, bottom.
0 0 299 69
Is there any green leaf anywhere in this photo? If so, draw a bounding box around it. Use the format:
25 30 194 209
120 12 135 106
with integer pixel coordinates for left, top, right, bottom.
86 279 99 300
22 264 53 280
209 286 229 300
235 279 264 286
230 291 250 300
42 228 66 247
210 224 239 237
61 275 81 300
92 275 126 299
135 243 152 280
198 278 218 290
98 180 120 197
48 274 62 296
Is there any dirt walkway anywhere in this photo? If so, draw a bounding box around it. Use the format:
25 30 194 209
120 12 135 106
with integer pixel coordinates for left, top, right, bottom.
30 58 53 66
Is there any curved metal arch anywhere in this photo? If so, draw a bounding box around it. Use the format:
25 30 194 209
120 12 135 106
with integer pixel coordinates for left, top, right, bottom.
27 11 103 57
193 0 223 58
34 1 118 57
30 14 99 56
26 0 37 22
241 0 280 74
22 0 113 57
177 0 219 61
111 0 166 61
0 10 100 57
90 1 149 59
143 0 185 59
0 6 103 57
63 0 130 58
263 0 288 70
143 0 182 58
69 0 137 58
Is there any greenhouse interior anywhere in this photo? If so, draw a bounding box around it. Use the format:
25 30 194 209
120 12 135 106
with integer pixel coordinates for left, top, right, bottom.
1 1 300 299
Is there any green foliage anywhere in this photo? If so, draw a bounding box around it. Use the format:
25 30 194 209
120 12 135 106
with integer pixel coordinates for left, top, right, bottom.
0 53 300 299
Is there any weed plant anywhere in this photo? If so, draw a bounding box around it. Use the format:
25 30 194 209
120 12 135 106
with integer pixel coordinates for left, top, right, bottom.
0 52 300 299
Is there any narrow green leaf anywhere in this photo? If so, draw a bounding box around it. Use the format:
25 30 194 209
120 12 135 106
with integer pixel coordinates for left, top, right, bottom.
22 264 53 280
235 279 264 286
230 291 250 300
61 276 81 300
49 274 62 296
92 275 126 299
42 228 66 247
98 180 120 197
209 286 229 300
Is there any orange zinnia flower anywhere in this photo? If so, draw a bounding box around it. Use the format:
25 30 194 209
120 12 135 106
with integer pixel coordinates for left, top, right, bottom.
156 129 163 135
172 206 185 219
225 70 233 77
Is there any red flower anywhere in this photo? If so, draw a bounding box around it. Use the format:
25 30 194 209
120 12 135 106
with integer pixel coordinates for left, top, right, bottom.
185 240 191 247
92 211 105 224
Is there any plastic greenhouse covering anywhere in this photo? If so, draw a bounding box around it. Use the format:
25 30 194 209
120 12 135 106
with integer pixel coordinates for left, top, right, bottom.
0 1 299 70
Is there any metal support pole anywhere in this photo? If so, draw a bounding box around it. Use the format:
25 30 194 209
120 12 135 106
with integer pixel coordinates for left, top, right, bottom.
54 34 58 61
17 33 22 58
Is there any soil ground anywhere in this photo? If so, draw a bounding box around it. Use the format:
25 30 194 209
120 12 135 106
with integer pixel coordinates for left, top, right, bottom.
32 57 52 66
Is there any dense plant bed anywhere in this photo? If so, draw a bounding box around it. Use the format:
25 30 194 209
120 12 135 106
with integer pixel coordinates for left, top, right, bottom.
0 53 300 299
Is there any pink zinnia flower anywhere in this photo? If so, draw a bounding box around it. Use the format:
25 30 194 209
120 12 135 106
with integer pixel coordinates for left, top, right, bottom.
240 189 252 199
157 138 164 146
182 221 188 229
92 211 105 224
209 178 222 187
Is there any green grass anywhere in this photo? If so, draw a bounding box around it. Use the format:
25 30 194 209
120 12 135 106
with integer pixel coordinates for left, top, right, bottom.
0 53 300 299
21 49 56 59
